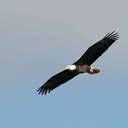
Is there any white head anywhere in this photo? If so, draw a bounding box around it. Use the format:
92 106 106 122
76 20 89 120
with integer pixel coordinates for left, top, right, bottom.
65 65 76 71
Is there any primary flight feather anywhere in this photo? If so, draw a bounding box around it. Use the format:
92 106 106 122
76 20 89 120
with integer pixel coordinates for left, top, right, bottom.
37 31 119 95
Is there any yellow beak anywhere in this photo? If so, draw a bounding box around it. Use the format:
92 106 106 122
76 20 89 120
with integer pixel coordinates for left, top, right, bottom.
65 66 70 70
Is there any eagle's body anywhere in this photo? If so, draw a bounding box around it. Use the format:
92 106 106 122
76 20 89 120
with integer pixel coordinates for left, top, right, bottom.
76 65 91 73
37 31 119 95
76 65 100 74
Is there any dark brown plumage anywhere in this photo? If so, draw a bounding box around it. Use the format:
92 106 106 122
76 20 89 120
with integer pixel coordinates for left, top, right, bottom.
37 70 78 95
37 31 119 95
74 31 119 65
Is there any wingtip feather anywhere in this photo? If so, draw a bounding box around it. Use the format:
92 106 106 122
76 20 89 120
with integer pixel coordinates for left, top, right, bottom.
105 31 119 41
37 85 52 95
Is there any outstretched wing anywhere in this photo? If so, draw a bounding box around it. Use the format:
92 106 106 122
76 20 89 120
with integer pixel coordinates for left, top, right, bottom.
74 31 119 66
37 70 79 95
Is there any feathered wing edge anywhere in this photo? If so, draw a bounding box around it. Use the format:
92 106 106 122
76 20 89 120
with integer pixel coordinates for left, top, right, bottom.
37 70 79 95
104 31 119 41
74 31 119 65
37 83 52 95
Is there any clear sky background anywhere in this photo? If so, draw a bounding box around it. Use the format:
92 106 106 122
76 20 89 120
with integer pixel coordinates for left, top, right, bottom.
0 0 128 128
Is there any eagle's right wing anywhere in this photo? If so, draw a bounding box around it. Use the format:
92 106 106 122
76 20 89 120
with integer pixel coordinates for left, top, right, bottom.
37 70 79 95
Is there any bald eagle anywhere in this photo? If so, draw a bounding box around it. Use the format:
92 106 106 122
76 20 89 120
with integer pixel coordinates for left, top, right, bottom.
37 31 119 95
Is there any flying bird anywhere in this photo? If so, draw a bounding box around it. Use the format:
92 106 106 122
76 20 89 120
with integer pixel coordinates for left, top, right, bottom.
37 31 119 95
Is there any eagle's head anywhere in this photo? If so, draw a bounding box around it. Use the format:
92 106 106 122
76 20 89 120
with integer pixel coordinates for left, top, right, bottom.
65 65 76 71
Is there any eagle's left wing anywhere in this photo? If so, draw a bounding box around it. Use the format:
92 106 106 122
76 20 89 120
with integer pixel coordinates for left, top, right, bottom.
74 31 119 66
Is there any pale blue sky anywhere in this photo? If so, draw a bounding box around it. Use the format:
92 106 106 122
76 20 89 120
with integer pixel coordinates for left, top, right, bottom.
0 0 128 128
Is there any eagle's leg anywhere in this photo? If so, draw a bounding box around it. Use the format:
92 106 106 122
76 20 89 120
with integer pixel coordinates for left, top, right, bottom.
89 68 100 74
